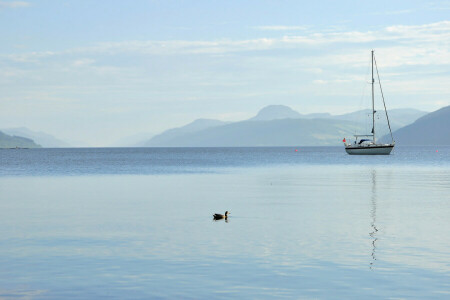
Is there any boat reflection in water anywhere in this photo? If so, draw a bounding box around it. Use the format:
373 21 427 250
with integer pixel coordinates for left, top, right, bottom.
369 170 378 269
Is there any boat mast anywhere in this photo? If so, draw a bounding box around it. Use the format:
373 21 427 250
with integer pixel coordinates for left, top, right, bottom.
371 50 376 143
373 54 395 144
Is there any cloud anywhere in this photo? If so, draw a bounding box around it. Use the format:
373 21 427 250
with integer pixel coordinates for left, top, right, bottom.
77 21 450 59
7 51 56 63
385 21 450 35
374 9 414 15
253 25 308 31
4 21 449 64
0 1 30 8
298 45 450 69
434 100 450 106
428 2 450 11
313 80 327 84
1 20 449 98
72 58 95 67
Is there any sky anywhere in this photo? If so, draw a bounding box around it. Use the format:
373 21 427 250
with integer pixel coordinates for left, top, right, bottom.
0 0 449 146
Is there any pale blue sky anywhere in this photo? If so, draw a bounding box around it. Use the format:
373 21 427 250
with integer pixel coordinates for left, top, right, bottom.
1 0 449 146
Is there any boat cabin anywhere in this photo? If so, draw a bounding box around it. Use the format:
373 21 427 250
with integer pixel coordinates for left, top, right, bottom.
351 135 374 146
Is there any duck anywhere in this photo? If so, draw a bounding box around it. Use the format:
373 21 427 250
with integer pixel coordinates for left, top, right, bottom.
213 211 229 220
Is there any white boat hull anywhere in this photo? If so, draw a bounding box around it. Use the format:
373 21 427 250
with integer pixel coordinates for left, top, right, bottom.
345 144 394 155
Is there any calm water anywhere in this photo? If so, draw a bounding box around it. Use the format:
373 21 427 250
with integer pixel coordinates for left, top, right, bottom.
0 146 449 299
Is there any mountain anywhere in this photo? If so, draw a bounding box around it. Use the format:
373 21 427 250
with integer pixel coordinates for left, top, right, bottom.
144 118 363 147
141 105 429 147
251 106 426 126
2 127 70 147
381 106 450 145
250 105 302 121
383 109 429 128
145 119 228 146
0 131 41 148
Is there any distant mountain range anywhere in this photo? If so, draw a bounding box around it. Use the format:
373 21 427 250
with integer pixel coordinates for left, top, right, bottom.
1 127 70 148
141 105 429 147
3 105 444 148
143 119 229 147
381 105 450 145
145 118 362 147
249 105 303 121
0 131 41 148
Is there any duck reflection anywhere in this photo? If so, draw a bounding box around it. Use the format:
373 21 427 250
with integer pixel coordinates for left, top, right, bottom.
369 170 378 270
213 218 229 223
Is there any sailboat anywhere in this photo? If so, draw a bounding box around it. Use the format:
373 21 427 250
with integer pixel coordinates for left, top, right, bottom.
344 50 395 155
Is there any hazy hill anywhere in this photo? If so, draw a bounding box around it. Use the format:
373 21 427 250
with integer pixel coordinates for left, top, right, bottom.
250 105 302 121
144 118 363 147
146 119 229 146
141 105 427 147
381 106 450 145
250 106 426 128
250 105 333 121
0 131 41 148
2 127 70 147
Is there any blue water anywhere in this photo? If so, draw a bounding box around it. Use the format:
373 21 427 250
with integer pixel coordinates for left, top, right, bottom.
1 146 448 176
0 146 449 299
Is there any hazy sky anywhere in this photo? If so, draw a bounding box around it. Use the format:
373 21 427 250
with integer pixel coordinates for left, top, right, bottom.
1 0 449 146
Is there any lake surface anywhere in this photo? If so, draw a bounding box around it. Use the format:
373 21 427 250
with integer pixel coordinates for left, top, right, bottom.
0 146 449 299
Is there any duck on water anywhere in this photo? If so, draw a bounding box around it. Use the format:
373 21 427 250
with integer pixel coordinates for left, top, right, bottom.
213 211 229 221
